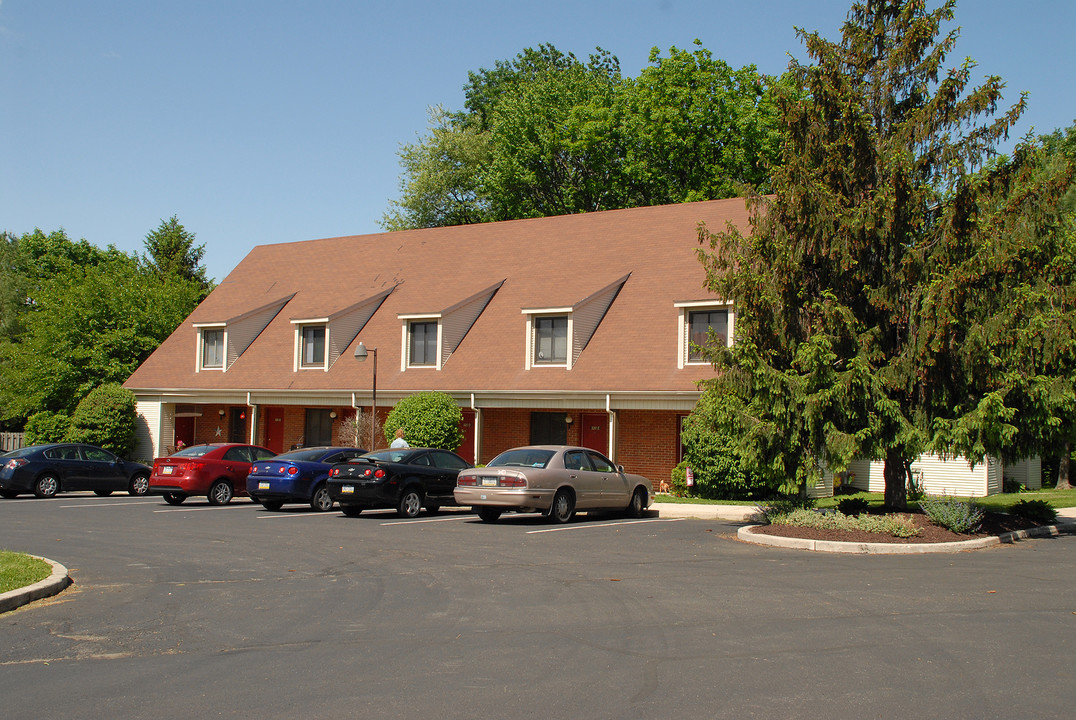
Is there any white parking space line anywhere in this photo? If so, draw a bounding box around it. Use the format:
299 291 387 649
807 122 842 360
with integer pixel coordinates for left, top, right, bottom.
59 501 161 508
380 514 476 526
526 518 683 534
256 512 343 519
152 507 230 513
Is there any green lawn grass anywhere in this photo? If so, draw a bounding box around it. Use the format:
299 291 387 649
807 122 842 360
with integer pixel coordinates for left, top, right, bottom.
0 551 50 594
655 487 1076 510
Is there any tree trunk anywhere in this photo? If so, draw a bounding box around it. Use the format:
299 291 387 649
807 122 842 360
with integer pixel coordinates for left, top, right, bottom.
1058 442 1072 491
883 449 908 510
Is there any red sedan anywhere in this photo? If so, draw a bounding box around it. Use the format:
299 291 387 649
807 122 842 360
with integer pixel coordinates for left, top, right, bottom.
149 443 275 505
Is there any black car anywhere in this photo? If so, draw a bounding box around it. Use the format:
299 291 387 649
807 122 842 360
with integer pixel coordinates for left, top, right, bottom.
326 447 472 518
0 443 152 499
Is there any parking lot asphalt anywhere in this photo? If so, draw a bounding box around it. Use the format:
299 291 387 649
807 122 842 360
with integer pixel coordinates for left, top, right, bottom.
1 493 1075 719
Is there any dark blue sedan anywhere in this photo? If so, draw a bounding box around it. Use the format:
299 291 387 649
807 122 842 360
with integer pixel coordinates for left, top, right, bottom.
246 446 367 511
0 443 151 499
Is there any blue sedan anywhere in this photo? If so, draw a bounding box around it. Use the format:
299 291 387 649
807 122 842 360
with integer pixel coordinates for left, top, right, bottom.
247 446 367 511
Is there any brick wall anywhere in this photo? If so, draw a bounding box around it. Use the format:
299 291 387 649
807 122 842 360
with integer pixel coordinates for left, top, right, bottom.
478 407 683 484
615 410 685 485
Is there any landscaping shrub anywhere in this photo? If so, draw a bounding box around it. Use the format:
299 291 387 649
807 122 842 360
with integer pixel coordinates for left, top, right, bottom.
918 495 984 534
1002 477 1026 494
1010 499 1057 524
759 495 816 523
64 383 138 457
382 391 464 450
24 411 70 445
836 497 870 516
679 390 773 500
766 508 920 538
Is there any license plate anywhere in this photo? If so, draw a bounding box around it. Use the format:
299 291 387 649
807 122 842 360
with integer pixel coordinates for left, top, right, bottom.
258 481 270 490
341 485 355 494
481 477 497 487
162 466 174 475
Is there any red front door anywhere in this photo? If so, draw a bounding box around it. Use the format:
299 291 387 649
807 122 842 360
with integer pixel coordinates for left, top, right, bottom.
265 407 285 454
457 409 476 464
580 413 608 454
174 416 195 450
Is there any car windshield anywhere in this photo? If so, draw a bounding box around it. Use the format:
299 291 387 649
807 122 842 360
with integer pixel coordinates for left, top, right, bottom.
274 448 333 462
487 449 555 469
170 445 215 458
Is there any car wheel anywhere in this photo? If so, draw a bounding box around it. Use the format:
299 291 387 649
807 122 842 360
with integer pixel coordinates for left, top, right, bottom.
548 488 575 523
261 500 284 511
396 488 423 518
477 507 502 523
207 480 233 506
341 505 363 517
128 474 150 496
163 493 186 505
34 474 59 499
309 485 333 512
1 489 20 499
626 487 647 518
94 489 113 497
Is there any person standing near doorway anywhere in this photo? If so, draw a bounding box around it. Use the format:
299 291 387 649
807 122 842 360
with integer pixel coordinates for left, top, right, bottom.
390 428 409 448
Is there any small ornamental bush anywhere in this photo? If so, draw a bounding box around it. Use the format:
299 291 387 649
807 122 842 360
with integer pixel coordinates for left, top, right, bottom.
767 508 920 538
64 383 138 457
1010 499 1057 524
383 391 464 451
836 497 870 516
918 495 984 534
24 411 71 445
759 495 816 522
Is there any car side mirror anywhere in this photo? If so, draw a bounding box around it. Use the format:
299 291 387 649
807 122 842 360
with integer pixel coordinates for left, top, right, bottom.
617 465 625 473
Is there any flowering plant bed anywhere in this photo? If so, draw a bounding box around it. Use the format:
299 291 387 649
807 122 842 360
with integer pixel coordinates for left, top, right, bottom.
752 511 1044 545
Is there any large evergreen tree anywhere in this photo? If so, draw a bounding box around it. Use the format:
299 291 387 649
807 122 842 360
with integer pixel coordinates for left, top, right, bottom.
696 0 1071 508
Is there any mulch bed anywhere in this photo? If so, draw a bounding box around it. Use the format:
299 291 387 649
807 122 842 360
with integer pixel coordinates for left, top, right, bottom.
750 510 1044 544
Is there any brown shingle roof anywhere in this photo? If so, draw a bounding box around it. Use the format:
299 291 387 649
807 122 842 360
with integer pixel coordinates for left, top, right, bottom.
125 198 750 395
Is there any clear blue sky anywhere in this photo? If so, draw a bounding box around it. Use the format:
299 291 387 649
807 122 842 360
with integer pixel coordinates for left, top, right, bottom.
2 0 1073 282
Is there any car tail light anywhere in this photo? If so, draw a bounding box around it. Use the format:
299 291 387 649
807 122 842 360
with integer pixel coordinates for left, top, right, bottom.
373 468 385 478
330 468 338 477
287 467 298 475
457 474 477 486
5 458 27 471
500 476 527 488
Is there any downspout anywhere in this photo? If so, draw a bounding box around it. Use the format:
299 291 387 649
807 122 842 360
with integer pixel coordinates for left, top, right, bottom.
471 393 482 466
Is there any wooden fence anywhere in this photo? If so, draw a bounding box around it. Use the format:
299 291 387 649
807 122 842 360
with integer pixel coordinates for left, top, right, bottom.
0 432 25 452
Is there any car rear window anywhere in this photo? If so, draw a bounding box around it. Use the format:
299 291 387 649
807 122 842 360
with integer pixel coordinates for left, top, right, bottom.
488 449 555 468
364 450 414 463
171 445 214 458
274 448 329 462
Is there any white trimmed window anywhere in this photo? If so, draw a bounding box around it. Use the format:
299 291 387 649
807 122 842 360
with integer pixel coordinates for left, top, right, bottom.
292 320 329 371
522 309 573 369
195 325 227 371
301 326 326 368
675 301 734 368
399 315 442 369
409 320 438 366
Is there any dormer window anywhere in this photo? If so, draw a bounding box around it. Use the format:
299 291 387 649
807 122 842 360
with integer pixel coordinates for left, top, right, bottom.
291 319 329 371
534 316 568 365
195 325 227 371
408 320 438 367
301 326 326 368
675 301 734 368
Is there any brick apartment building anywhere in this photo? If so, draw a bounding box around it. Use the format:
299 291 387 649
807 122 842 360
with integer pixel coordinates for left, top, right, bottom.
123 199 748 484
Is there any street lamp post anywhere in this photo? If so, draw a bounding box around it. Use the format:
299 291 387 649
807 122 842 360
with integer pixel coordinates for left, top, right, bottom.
354 342 377 451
